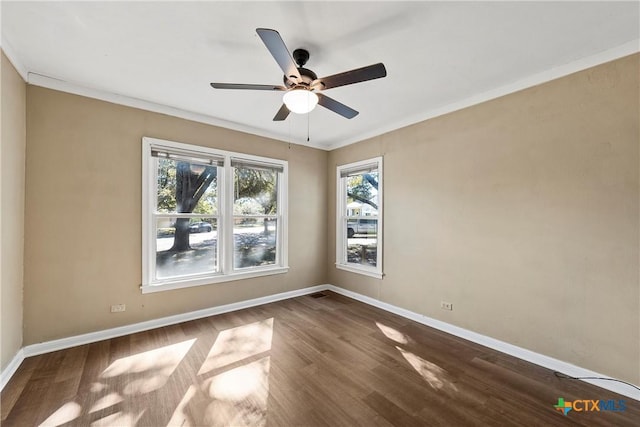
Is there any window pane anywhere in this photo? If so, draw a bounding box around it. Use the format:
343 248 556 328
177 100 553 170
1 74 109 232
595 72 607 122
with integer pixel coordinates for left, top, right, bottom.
234 218 277 269
346 218 377 267
157 159 218 214
234 167 278 215
156 217 218 279
346 171 378 216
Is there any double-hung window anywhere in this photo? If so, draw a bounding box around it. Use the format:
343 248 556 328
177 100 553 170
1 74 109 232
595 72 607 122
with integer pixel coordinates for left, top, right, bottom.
336 157 383 278
142 137 288 293
231 158 282 270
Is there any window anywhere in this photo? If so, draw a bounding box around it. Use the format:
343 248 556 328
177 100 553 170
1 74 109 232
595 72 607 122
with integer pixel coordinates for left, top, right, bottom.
232 159 281 270
336 157 383 278
142 137 288 293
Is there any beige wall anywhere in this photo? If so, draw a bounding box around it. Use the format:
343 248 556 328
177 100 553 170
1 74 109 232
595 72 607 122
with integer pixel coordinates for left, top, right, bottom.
23 87 328 344
1 52 26 371
328 54 640 384
13 52 640 387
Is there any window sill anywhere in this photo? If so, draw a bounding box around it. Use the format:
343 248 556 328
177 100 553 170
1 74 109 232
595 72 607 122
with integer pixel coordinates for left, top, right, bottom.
335 263 383 279
141 266 289 294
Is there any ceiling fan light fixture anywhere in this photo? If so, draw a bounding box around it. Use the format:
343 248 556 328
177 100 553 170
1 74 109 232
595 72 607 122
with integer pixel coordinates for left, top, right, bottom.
283 89 318 114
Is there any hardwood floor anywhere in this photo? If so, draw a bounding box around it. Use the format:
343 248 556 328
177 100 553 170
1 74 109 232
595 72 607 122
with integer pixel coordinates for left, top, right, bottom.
1 291 638 426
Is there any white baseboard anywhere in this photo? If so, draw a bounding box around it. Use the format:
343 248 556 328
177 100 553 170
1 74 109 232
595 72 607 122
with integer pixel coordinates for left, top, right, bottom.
325 285 640 401
21 284 328 358
1 284 326 391
0 348 25 391
0 285 319 391
2 283 638 401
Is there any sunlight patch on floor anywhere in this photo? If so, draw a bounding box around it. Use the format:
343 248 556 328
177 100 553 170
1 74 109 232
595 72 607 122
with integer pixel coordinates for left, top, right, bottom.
38 401 81 427
101 338 196 395
38 319 277 426
167 385 198 427
202 356 271 427
89 392 124 414
198 318 273 375
375 322 409 344
205 356 271 400
90 409 145 427
90 382 107 393
397 346 458 393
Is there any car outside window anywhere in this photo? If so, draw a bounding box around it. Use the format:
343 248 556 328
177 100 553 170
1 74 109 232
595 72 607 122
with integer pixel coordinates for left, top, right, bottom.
142 137 288 293
336 157 383 279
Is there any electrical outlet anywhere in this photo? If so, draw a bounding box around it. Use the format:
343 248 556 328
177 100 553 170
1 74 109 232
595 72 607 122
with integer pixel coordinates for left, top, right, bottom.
110 304 126 313
440 301 453 311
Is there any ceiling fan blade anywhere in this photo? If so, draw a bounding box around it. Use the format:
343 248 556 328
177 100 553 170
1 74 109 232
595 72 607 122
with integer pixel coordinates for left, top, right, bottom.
312 63 387 91
317 93 359 119
256 28 301 81
273 104 290 121
210 83 286 91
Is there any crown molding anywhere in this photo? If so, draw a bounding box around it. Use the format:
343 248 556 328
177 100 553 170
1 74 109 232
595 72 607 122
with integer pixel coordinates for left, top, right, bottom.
25 72 325 149
326 39 640 151
0 35 28 81
5 37 639 152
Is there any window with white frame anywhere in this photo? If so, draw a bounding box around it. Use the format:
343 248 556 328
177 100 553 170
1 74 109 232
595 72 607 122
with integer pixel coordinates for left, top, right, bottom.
336 157 383 278
142 137 288 293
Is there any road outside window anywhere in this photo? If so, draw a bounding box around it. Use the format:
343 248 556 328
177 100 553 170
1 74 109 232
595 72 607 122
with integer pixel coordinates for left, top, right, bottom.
336 157 383 279
142 137 288 293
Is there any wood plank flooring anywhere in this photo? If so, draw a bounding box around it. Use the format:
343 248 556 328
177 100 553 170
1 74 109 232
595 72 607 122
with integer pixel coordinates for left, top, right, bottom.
1 291 638 426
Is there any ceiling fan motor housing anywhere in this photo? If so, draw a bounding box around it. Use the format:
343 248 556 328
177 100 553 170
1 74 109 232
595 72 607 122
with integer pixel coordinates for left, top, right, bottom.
284 67 317 88
283 48 317 88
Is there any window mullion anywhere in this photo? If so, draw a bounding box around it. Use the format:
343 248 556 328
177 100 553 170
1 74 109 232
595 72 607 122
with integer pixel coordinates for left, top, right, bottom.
277 171 286 268
341 216 348 264
223 159 234 274
149 157 159 283
336 172 345 265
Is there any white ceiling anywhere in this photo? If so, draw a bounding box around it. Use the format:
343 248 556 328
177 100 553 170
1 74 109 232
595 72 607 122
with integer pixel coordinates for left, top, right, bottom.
2 1 639 150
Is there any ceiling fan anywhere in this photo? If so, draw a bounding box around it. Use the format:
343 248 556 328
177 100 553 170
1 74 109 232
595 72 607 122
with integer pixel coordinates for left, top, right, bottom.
210 28 387 121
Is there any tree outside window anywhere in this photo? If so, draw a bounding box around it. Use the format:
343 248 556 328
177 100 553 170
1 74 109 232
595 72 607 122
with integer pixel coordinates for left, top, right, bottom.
142 138 288 292
337 158 383 279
